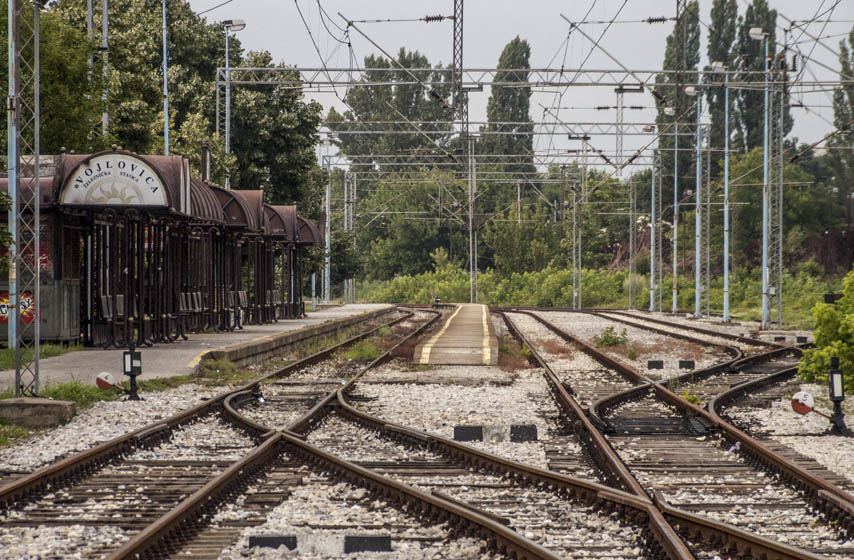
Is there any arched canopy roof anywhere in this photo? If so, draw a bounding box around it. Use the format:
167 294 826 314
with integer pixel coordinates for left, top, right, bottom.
296 216 323 246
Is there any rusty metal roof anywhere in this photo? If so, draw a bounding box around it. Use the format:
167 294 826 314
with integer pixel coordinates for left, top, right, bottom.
296 216 323 246
189 178 224 224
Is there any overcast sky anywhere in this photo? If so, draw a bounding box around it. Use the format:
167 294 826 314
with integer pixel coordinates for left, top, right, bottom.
188 0 853 163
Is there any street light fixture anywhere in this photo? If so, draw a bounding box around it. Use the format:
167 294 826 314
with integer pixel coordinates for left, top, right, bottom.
223 19 247 189
748 27 767 41
664 107 676 117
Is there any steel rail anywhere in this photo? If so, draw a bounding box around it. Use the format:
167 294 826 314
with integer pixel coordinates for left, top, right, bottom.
0 308 405 507
519 310 854 547
112 309 573 560
499 312 694 559
597 309 774 348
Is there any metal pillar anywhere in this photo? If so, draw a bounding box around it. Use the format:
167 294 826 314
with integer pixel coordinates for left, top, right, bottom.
694 97 702 317
468 136 477 303
7 0 42 396
323 157 331 303
769 65 785 328
701 127 711 317
161 0 169 154
723 70 731 321
224 29 232 188
672 120 679 312
101 0 108 135
615 89 624 175
649 149 656 311
628 177 635 308
761 38 770 329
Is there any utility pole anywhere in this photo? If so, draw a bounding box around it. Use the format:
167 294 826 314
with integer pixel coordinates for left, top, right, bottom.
323 157 331 303
7 0 43 396
161 0 168 154
101 0 109 136
694 93 702 317
649 148 656 311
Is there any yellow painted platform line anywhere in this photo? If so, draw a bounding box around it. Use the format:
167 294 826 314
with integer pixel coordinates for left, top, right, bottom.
481 305 491 365
418 304 462 364
186 350 208 369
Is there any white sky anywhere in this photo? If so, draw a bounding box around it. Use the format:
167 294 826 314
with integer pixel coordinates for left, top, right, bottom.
188 0 853 160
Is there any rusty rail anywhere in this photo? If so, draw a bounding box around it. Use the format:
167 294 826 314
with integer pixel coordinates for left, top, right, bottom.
0 308 405 507
519 310 854 546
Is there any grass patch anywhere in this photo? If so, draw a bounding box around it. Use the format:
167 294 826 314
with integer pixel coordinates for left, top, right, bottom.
498 335 532 372
196 358 256 386
537 338 573 357
0 420 31 447
0 344 82 371
344 340 379 361
681 389 701 405
41 381 119 409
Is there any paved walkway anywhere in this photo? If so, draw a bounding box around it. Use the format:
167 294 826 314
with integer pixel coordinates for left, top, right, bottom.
0 304 391 390
414 304 499 366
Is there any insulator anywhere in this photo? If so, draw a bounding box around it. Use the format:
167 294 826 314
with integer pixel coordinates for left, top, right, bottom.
646 16 668 24
791 54 798 72
595 105 610 110
423 14 446 23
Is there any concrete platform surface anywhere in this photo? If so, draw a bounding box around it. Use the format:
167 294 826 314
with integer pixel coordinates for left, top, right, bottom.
0 397 76 427
0 304 391 391
415 304 499 366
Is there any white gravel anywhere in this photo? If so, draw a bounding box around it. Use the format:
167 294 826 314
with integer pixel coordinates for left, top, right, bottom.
217 467 494 560
306 415 443 463
0 383 231 473
624 311 813 345
598 312 756 353
535 311 724 381
505 313 634 407
0 525 129 559
127 414 254 461
352 366 556 469
728 383 854 484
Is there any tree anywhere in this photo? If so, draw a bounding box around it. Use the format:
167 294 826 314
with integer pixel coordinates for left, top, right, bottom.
481 36 534 176
1 3 105 153
733 0 792 153
326 48 453 173
228 51 323 210
653 1 700 195
705 0 738 174
825 26 854 228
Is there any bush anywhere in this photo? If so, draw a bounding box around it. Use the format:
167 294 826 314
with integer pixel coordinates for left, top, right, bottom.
799 268 854 391
594 326 628 347
344 341 379 361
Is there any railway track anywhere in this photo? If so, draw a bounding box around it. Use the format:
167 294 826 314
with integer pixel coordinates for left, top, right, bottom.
508 308 854 559
0 308 434 559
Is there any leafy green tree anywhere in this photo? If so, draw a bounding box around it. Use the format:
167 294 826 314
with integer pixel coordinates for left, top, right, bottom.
705 0 738 173
228 51 323 209
481 205 560 275
326 48 453 172
653 1 700 192
480 36 534 176
799 268 854 391
1 3 105 153
733 0 791 153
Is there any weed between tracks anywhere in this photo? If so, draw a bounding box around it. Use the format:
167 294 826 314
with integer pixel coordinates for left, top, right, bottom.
498 335 532 373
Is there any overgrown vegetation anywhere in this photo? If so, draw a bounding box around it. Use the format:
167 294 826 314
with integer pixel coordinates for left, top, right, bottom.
0 420 30 447
800 268 854 391
343 340 379 361
593 327 628 348
681 390 701 405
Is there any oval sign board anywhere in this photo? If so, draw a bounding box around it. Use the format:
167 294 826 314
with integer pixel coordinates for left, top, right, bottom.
96 371 116 390
61 153 167 206
791 391 815 415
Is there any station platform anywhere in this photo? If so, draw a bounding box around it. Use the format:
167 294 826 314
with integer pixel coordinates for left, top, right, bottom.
415 304 499 366
0 304 392 391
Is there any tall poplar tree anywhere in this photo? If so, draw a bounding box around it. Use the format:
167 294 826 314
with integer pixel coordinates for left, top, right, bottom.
705 0 738 172
481 36 534 176
652 1 700 193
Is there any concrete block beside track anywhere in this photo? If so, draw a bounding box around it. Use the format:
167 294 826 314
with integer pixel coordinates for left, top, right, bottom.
0 397 76 427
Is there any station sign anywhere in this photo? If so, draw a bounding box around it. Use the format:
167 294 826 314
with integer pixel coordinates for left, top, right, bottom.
61 153 168 207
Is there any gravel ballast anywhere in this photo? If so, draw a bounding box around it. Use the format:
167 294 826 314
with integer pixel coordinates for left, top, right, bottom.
0 383 232 473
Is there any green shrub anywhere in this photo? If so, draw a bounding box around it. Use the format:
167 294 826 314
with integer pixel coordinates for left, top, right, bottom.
681 389 701 405
344 341 379 361
800 268 854 391
594 326 628 347
627 345 639 360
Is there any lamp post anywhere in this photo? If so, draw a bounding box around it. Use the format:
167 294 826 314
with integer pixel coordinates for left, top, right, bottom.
162 0 169 154
712 61 731 322
749 27 771 330
828 356 852 437
222 19 246 189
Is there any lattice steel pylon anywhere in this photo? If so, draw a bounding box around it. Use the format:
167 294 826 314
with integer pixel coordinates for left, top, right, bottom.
7 0 42 396
768 62 786 327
